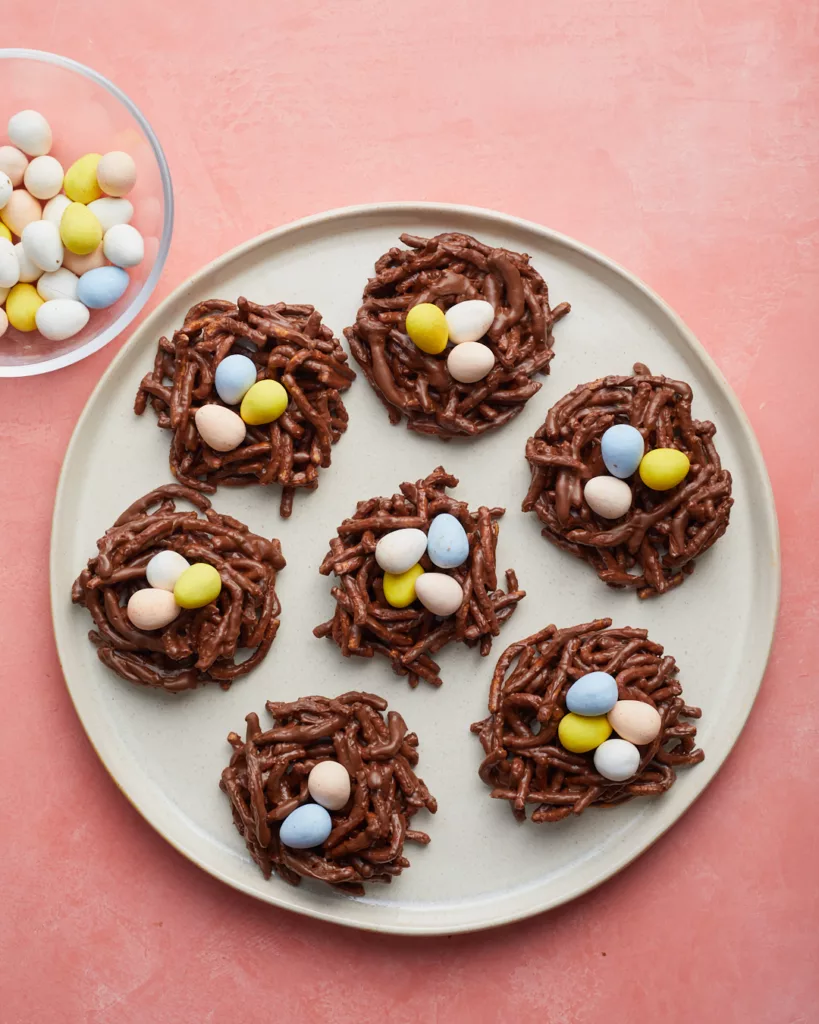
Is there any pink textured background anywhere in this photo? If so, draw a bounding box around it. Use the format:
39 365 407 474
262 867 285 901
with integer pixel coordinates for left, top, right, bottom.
2 2 817 1021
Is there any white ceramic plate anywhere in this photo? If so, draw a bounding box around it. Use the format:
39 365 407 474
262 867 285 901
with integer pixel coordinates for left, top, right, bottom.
51 203 779 935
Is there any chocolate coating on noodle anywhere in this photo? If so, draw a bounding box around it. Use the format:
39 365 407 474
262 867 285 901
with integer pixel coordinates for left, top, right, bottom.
471 618 704 821
522 363 733 598
135 298 355 518
220 692 436 893
345 232 570 438
71 484 285 692
313 466 525 688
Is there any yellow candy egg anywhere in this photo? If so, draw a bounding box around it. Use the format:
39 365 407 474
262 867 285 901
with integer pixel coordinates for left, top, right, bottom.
6 282 43 331
405 302 448 354
557 713 612 753
60 202 103 256
173 563 222 609
639 448 691 491
383 563 425 609
0 223 11 242
240 379 288 425
63 153 103 204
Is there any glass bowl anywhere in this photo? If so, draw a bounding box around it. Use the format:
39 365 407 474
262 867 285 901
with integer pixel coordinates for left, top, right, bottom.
0 49 173 376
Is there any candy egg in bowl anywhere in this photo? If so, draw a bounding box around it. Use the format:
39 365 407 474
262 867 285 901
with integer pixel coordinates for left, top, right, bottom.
0 49 173 376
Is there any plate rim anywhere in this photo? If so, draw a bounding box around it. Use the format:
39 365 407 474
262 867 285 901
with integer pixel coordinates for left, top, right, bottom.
50 201 781 935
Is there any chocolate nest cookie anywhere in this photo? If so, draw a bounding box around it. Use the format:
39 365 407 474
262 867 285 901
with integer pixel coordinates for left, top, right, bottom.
221 692 436 893
471 618 704 822
71 484 285 692
522 363 733 597
345 232 570 438
314 466 525 688
135 298 356 517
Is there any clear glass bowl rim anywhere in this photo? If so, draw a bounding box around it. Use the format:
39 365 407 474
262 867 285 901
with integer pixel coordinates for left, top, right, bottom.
0 48 174 377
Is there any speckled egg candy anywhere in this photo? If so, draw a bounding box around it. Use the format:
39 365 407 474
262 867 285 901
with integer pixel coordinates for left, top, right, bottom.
0 146 28 187
35 299 90 341
584 476 632 519
62 245 106 276
14 242 42 283
445 299 495 344
145 550 191 592
607 700 662 745
426 513 469 569
87 197 134 233
405 302 448 354
566 671 618 716
23 155 63 200
557 713 612 753
42 194 71 228
97 151 137 197
102 223 144 268
374 528 428 575
214 354 257 405
77 266 129 309
447 341 495 383
240 379 288 425
8 111 52 157
37 268 79 302
64 153 103 204
0 189 42 236
594 738 641 781
5 282 42 331
127 588 180 631
639 448 690 491
414 573 464 616
22 221 63 273
61 203 102 256
0 239 20 289
308 761 351 811
194 404 246 452
173 563 222 609
279 804 333 849
600 423 644 478
383 564 424 608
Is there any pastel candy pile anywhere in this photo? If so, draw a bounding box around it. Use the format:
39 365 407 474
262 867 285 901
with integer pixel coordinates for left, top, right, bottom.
194 353 289 453
0 110 142 341
126 549 222 631
376 513 471 614
278 759 353 849
403 298 498 384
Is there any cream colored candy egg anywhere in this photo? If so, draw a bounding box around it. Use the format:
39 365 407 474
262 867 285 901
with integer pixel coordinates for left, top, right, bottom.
35 299 90 341
97 151 137 197
583 476 632 519
8 110 52 157
127 588 180 631
87 197 134 232
414 573 464 616
22 220 63 273
14 242 42 283
0 146 29 187
447 341 495 383
195 404 247 452
103 223 144 267
0 189 42 236
374 528 428 575
308 760 351 811
607 700 662 745
0 238 20 289
42 193 71 228
0 171 11 210
62 244 106 275
23 155 64 200
445 299 495 344
146 550 191 592
37 267 79 302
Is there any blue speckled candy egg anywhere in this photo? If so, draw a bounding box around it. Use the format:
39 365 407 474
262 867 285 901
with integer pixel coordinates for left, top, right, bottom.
426 513 469 568
566 671 619 716
214 353 258 406
76 266 129 309
279 803 333 849
600 423 644 479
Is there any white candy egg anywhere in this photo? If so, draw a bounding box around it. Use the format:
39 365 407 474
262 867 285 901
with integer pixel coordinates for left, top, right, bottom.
22 220 63 272
23 155 64 200
14 242 42 284
87 197 134 233
195 404 247 452
583 476 633 519
8 111 52 157
594 738 641 782
0 171 12 210
0 239 20 288
37 267 79 302
42 194 71 228
103 223 144 267
146 550 191 592
447 341 495 383
414 573 464 616
445 299 495 344
374 528 428 575
0 146 29 187
308 760 351 810
0 308 7 338
127 588 180 631
35 299 90 341
97 151 137 197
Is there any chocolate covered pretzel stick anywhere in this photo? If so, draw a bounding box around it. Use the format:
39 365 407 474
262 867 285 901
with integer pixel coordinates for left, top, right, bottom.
220 692 436 893
346 232 570 438
71 484 285 692
522 364 733 597
314 466 525 688
472 619 704 821
135 298 355 517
